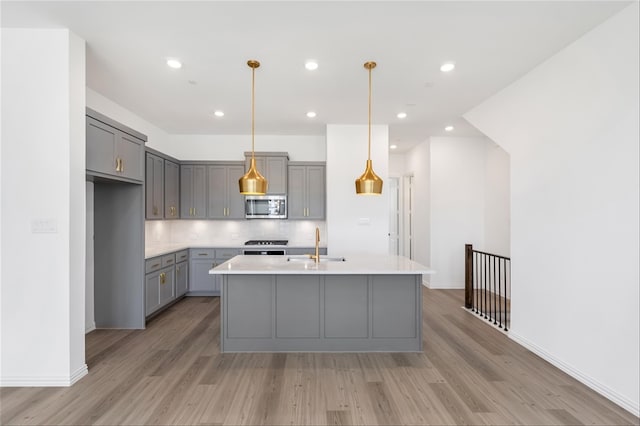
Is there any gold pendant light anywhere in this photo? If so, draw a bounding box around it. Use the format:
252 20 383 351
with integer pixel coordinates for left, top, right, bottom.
239 60 268 195
355 61 383 195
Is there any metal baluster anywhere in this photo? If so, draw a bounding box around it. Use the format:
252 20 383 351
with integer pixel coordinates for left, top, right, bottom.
483 253 488 319
498 258 503 328
493 256 497 325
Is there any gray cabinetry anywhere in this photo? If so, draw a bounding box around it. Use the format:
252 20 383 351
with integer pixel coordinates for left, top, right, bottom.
145 152 164 219
189 249 216 295
207 163 245 219
220 274 422 352
288 163 325 219
86 111 145 183
176 259 188 297
244 152 288 194
144 255 175 316
144 250 187 317
180 165 207 219
164 160 179 219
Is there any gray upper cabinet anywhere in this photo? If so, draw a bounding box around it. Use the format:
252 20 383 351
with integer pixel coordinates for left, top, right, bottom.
180 165 207 219
244 152 288 194
207 163 245 219
86 111 145 183
145 153 164 219
288 162 326 220
164 160 179 219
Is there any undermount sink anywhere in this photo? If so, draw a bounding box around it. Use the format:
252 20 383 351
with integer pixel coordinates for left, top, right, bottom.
287 255 346 263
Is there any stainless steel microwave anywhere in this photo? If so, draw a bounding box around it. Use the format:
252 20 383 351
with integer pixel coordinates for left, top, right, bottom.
245 195 287 219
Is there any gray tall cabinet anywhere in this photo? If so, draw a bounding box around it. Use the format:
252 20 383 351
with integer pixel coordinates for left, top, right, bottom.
180 164 207 219
288 162 326 219
164 160 179 219
145 153 164 219
86 108 146 329
244 152 288 194
207 163 245 219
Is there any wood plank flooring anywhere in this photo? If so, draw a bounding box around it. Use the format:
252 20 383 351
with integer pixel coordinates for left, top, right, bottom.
1 289 638 425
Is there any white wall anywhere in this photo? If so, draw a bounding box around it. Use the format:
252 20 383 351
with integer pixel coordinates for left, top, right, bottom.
168 134 326 162
85 182 95 333
389 153 405 176
430 137 488 288
484 143 510 256
86 89 173 154
1 29 87 386
465 3 639 416
326 125 389 256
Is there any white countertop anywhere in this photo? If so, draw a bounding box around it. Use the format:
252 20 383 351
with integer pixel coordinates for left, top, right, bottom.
209 255 435 275
145 244 327 259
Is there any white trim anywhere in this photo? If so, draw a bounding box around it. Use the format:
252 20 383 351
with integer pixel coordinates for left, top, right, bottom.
425 282 464 289
1 364 88 387
85 322 96 334
509 331 640 417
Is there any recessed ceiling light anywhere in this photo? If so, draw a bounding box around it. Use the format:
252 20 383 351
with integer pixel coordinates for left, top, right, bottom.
440 62 455 72
390 144 398 150
397 112 407 119
305 61 318 71
306 111 317 118
445 125 454 132
214 111 224 117
166 59 182 69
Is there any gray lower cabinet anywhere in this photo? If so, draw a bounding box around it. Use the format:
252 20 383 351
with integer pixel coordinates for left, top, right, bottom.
207 163 245 219
145 265 174 316
180 165 207 219
175 250 189 297
145 251 187 317
86 113 145 183
145 152 164 219
189 249 216 295
244 152 288 194
285 247 327 256
164 160 179 219
221 274 422 352
188 248 241 296
288 163 325 219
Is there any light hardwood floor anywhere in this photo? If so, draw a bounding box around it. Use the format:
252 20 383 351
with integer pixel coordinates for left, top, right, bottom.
1 289 638 425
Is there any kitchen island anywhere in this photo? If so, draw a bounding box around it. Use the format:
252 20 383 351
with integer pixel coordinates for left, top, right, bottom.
210 254 434 352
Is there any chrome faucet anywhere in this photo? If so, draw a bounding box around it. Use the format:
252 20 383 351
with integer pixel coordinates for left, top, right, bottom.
309 226 321 263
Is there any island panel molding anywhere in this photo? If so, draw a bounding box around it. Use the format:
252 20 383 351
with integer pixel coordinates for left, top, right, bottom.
212 255 434 352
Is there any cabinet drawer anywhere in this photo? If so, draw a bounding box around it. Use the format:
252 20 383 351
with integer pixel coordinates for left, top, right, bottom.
190 248 215 259
215 248 242 260
145 256 163 274
162 254 175 267
175 250 189 263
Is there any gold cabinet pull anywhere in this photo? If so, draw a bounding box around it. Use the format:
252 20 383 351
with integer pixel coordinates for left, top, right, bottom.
160 272 166 284
120 158 124 172
115 157 121 172
151 263 160 268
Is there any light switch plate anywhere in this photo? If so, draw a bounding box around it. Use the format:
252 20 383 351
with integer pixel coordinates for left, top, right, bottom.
31 219 58 233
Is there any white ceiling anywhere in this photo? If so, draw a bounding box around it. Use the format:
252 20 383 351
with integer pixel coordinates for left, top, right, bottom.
1 1 630 152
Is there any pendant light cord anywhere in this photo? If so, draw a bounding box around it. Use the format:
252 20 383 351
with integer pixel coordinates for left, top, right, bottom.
368 65 372 161
251 65 255 160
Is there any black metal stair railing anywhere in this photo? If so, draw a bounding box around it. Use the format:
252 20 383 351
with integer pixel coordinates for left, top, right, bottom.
465 244 511 331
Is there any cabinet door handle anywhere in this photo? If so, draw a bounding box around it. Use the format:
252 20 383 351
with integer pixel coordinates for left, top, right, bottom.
115 157 121 172
120 158 124 173
165 259 172 264
153 206 158 215
151 263 160 268
198 253 208 256
160 272 166 284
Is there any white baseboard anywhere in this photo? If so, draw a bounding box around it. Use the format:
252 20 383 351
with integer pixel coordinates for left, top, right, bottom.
425 282 464 289
1 364 88 387
85 322 96 334
509 331 639 417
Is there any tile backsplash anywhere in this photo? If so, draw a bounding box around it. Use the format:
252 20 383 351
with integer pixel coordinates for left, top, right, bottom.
145 220 327 247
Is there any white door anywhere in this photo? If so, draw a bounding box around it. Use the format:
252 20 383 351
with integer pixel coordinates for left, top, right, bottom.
403 175 414 260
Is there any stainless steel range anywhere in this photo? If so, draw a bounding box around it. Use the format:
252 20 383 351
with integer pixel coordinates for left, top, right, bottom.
243 239 288 255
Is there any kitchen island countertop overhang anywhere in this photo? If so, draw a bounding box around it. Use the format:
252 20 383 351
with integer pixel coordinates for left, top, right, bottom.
210 255 435 353
209 254 435 275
